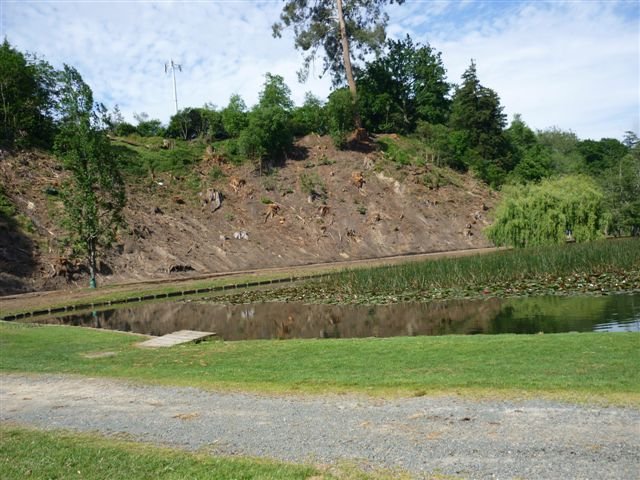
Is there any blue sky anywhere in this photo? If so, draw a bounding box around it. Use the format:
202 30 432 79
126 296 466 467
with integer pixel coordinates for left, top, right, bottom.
2 0 638 140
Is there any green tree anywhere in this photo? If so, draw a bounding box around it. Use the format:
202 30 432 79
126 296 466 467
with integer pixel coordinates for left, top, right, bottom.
506 114 537 153
133 112 165 137
291 92 328 136
486 175 609 247
536 127 585 175
506 115 552 183
105 104 125 133
326 87 357 148
601 141 640 236
238 74 294 172
449 60 511 185
221 94 248 138
577 138 628 176
0 39 56 149
510 146 553 183
273 0 404 127
54 65 126 288
165 107 213 140
414 121 460 169
358 35 450 133
201 103 226 140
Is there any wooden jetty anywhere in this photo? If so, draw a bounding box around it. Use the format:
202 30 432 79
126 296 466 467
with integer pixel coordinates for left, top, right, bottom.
137 330 216 348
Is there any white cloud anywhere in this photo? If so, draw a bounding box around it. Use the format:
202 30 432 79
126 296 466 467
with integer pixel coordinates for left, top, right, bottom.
4 0 333 123
396 0 639 139
3 0 638 140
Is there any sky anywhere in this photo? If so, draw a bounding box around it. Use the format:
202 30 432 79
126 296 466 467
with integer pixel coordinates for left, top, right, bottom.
2 0 639 140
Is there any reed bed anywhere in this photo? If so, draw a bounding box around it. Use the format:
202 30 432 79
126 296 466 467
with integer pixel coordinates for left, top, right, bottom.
327 238 639 297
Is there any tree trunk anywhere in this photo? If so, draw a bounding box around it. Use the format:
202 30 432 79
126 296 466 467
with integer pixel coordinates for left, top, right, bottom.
336 0 362 129
88 238 97 288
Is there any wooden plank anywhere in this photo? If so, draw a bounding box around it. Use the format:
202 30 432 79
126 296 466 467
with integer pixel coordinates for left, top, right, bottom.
137 330 216 348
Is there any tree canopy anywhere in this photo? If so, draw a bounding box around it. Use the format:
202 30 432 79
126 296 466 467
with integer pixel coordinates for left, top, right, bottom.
0 39 56 149
273 0 404 128
54 65 126 287
239 73 295 171
273 0 403 85
358 35 450 133
486 175 609 247
449 60 511 185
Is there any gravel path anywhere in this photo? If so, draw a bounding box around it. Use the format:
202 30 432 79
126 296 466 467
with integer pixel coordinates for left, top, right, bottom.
1 374 638 479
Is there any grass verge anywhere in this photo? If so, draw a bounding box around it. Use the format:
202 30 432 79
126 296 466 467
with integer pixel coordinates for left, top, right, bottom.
0 271 310 319
0 426 428 480
1 322 638 405
0 426 328 480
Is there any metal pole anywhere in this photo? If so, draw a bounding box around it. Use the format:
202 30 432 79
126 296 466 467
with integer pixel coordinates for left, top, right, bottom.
171 60 179 114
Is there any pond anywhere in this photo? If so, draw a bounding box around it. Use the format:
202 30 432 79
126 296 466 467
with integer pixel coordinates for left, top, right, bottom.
24 293 640 340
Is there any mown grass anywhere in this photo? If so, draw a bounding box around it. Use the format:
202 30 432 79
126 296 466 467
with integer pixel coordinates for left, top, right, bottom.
1 322 638 405
0 426 330 480
322 238 639 300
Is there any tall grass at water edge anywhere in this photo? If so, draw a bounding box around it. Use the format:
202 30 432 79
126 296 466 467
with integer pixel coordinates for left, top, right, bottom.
330 239 639 295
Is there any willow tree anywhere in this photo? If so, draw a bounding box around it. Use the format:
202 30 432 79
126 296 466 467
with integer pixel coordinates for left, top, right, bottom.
486 176 609 248
272 0 404 127
54 65 125 288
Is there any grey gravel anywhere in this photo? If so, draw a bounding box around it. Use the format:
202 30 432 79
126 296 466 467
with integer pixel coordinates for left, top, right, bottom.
1 373 639 479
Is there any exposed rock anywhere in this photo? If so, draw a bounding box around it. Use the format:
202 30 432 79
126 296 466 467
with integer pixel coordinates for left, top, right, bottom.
202 188 222 213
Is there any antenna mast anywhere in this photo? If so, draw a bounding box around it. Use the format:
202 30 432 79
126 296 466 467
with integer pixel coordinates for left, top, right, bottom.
164 59 182 114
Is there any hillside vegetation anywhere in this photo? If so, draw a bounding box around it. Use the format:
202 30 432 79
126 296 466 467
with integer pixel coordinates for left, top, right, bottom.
1 37 638 294
0 131 494 294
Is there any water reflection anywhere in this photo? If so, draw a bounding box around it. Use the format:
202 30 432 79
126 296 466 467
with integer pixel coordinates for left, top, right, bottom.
26 293 640 340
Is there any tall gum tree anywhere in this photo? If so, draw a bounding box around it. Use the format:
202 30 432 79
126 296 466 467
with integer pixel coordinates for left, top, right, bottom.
273 0 405 128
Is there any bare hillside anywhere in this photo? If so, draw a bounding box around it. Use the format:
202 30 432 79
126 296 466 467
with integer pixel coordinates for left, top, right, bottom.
0 134 496 294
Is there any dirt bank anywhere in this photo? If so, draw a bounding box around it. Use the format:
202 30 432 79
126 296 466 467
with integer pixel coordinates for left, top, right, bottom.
0 135 495 295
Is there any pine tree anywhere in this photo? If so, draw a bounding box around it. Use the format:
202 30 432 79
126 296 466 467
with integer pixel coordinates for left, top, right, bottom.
449 60 511 185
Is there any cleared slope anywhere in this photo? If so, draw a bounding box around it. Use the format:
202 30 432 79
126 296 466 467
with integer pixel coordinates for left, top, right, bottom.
0 134 495 294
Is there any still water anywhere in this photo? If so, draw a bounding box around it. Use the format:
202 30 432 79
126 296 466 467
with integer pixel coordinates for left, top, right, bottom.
26 293 640 340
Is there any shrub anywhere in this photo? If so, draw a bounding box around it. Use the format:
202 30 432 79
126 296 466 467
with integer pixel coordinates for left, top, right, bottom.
166 108 211 140
291 92 327 136
326 88 356 149
299 173 326 199
113 122 137 137
222 94 248 138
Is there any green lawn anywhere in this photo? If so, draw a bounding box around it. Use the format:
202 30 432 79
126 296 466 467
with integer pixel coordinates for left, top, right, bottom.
0 426 332 480
1 322 638 405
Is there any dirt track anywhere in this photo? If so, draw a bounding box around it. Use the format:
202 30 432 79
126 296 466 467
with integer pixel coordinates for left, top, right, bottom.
2 374 638 479
0 246 499 316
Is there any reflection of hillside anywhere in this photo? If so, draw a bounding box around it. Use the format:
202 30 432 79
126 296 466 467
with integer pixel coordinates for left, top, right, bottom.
39 299 504 339
36 294 639 338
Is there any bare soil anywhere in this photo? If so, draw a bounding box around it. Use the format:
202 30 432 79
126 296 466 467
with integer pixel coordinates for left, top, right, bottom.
0 134 495 295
